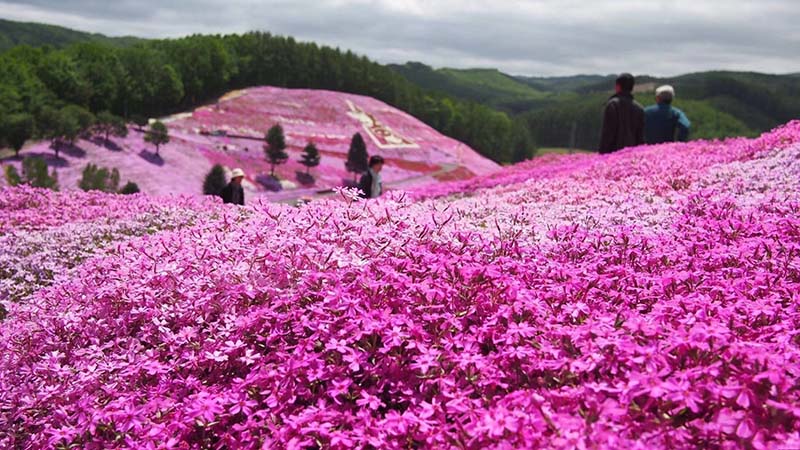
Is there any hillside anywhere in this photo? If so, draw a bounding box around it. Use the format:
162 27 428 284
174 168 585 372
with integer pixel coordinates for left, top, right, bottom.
2 119 800 448
0 21 530 164
389 63 800 150
1 86 499 199
389 62 547 111
0 18 140 52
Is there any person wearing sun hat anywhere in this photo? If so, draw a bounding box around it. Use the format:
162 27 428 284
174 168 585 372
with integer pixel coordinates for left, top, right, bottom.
220 168 246 205
644 85 691 144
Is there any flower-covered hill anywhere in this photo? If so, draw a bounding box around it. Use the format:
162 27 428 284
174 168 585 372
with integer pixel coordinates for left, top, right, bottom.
1 87 499 200
2 122 800 449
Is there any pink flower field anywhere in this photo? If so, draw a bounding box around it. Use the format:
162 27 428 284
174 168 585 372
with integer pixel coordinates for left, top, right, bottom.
1 121 800 449
0 87 498 201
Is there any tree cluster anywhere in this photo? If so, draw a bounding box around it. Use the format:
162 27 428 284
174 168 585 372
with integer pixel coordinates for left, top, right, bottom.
0 34 525 163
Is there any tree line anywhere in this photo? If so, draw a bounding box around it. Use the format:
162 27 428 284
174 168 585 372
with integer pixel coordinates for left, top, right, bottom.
0 32 535 164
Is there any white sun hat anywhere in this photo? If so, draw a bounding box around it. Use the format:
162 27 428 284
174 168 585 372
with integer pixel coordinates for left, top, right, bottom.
655 85 675 100
230 168 246 179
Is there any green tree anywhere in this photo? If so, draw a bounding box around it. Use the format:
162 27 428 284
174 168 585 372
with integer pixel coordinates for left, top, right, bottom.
3 113 34 157
38 106 80 158
119 181 140 195
78 163 120 192
4 165 22 186
264 124 288 176
203 164 227 195
345 132 369 181
510 119 536 163
21 156 58 190
94 110 128 145
144 120 169 155
300 142 321 174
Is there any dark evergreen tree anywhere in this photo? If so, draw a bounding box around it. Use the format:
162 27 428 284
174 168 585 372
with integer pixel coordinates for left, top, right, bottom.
78 163 119 192
21 156 58 190
345 132 369 181
264 124 288 176
300 142 321 174
203 164 227 195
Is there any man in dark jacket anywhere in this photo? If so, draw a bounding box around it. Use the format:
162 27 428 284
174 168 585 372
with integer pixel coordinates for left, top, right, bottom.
359 155 384 199
644 85 691 144
220 168 245 205
599 73 645 154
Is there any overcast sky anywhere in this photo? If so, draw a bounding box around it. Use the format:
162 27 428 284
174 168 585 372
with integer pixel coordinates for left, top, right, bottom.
2 0 799 77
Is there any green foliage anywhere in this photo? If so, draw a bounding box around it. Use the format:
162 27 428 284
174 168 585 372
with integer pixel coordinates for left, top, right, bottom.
0 18 140 53
4 164 22 186
300 142 321 174
203 164 227 195
119 181 140 195
20 156 58 190
265 124 288 176
510 119 537 163
3 20 797 162
345 133 369 180
94 111 128 144
38 106 84 157
79 163 120 192
144 121 169 155
2 113 34 156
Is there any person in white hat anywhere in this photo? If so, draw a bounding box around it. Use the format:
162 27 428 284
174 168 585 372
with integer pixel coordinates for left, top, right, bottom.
644 85 691 144
221 168 246 205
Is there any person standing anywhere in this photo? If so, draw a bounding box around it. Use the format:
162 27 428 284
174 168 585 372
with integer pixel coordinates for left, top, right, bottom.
599 73 645 154
221 168 245 205
359 155 384 199
644 85 691 144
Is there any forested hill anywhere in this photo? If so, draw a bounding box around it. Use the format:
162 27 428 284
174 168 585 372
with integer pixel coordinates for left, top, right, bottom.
0 19 141 52
0 20 533 164
392 62 800 151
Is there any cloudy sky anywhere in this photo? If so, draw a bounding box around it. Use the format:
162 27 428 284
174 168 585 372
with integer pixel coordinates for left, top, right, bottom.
2 0 799 76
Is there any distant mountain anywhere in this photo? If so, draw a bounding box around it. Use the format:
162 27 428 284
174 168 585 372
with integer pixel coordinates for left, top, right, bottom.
515 74 613 93
389 62 547 112
0 18 141 52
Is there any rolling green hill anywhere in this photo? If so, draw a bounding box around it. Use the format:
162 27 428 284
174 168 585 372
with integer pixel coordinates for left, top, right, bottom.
389 62 547 112
392 63 800 151
0 18 141 52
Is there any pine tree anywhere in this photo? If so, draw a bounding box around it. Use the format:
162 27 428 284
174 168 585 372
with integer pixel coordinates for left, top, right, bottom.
300 142 321 174
345 133 368 181
79 163 120 192
21 156 58 190
203 164 227 195
264 124 288 177
144 121 169 155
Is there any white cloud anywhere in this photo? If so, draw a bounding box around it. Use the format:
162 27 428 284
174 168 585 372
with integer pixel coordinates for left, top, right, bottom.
1 0 799 76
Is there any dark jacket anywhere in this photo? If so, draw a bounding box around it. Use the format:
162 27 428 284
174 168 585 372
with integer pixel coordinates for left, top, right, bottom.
644 103 691 144
220 182 244 205
358 170 381 199
599 92 645 154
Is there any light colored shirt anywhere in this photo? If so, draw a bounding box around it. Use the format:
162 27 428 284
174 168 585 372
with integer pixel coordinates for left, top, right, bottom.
369 168 382 198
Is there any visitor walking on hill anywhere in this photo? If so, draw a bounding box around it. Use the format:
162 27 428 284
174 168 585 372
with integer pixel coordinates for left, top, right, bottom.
599 73 645 154
221 168 245 205
359 155 384 199
644 85 691 144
